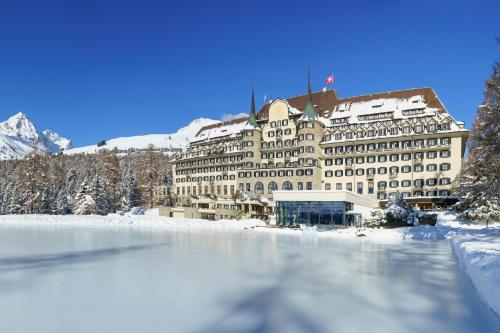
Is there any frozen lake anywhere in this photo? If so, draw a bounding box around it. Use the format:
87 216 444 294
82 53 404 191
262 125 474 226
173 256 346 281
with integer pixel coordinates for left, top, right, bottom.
0 223 498 333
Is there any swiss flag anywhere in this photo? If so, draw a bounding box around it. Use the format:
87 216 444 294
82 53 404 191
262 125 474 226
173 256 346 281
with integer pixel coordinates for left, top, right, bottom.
326 74 334 85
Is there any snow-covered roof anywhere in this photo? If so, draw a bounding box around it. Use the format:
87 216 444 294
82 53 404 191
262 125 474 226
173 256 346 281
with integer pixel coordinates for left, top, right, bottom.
191 117 247 143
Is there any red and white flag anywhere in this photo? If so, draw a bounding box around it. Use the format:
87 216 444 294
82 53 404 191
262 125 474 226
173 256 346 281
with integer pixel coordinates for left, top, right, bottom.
326 74 334 85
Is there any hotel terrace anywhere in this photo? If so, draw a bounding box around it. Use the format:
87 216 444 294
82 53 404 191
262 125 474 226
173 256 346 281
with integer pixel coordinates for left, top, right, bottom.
169 76 468 226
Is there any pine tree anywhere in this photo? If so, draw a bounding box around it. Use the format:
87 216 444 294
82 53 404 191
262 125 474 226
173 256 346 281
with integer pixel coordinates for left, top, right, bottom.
90 176 110 215
120 169 141 211
73 180 98 215
456 47 500 221
55 188 71 215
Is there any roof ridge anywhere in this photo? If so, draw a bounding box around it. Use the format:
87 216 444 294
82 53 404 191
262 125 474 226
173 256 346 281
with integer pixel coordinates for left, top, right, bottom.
338 87 433 101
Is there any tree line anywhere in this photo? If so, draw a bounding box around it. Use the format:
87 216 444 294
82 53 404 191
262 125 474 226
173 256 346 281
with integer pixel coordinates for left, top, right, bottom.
0 145 172 215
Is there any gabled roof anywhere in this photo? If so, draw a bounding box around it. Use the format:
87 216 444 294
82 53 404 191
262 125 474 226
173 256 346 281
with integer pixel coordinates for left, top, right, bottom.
256 87 445 121
257 89 339 120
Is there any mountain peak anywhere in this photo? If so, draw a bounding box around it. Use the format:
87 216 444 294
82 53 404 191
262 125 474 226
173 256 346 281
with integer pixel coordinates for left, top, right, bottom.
0 112 72 159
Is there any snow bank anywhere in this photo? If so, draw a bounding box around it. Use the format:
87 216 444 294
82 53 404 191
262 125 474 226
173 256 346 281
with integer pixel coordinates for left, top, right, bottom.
0 215 266 231
451 235 500 317
254 224 447 242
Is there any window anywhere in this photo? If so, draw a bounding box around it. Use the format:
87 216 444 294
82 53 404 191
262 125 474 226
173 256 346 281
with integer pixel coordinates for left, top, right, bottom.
255 182 264 194
298 182 303 190
357 182 363 195
378 155 387 162
390 154 399 162
427 178 438 186
427 151 437 159
268 181 278 194
346 169 353 176
368 182 374 194
402 165 411 173
402 153 411 161
367 156 375 163
402 180 411 187
440 163 451 171
426 164 437 172
325 170 333 177
282 181 293 191
378 192 387 200
356 157 364 164
414 164 424 172
378 181 387 190
335 158 343 165
427 138 437 146
325 183 331 190
389 180 399 188
440 150 451 158
336 183 342 190
335 170 343 177
378 167 387 175
347 183 353 191
306 182 312 190
282 119 288 126
440 178 451 185
414 179 424 188
356 168 364 176
367 168 375 176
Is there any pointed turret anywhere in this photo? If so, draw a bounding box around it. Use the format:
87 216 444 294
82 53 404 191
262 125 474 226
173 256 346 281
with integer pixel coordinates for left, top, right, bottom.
302 69 317 121
246 88 259 129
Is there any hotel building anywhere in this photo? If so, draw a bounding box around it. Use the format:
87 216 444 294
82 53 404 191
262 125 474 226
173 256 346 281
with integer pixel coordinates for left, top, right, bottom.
171 76 468 226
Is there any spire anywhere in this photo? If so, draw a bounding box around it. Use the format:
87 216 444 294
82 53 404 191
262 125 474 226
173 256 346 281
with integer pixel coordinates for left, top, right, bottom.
246 87 259 128
302 68 317 121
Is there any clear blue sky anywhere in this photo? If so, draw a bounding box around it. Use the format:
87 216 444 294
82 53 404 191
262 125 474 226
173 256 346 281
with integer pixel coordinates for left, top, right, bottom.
0 0 498 146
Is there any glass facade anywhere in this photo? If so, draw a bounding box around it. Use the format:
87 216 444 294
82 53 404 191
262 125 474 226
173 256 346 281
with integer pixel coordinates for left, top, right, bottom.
276 201 353 227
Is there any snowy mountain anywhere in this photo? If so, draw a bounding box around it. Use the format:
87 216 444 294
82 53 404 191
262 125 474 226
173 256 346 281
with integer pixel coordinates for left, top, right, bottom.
65 117 220 155
0 112 72 160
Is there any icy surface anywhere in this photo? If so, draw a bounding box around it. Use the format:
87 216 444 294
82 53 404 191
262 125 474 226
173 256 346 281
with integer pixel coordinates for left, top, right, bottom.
0 215 498 333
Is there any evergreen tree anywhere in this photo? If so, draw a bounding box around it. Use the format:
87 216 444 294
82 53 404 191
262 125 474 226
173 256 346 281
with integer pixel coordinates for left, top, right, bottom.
456 47 500 221
90 176 110 215
55 188 71 215
120 169 141 211
73 180 98 215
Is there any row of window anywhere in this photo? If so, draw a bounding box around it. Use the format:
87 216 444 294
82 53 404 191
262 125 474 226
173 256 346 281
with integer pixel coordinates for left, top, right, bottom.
323 178 451 195
324 151 451 166
267 128 293 137
177 184 236 196
325 123 452 141
239 168 314 178
175 164 240 176
377 191 450 200
324 138 452 154
176 155 243 168
261 139 297 149
324 163 451 177
270 119 289 128
239 180 313 194
176 174 237 183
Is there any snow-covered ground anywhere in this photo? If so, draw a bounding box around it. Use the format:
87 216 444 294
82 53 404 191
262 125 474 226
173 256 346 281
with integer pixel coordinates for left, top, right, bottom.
0 214 266 231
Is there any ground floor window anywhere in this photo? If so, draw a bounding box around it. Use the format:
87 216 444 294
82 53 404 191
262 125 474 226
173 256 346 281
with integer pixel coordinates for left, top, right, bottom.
276 201 351 227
